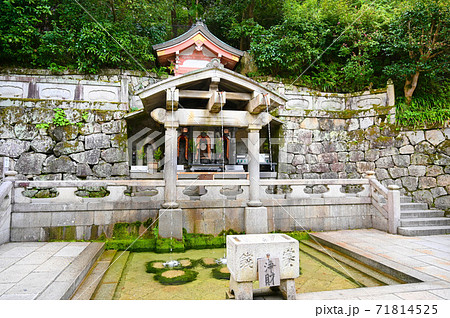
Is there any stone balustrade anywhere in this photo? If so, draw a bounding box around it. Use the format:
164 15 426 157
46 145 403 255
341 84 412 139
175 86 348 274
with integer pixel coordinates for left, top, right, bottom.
0 180 13 244
7 174 401 241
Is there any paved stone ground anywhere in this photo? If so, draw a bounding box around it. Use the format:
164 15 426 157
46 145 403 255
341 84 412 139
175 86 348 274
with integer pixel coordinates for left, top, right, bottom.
296 229 450 300
0 229 448 300
0 241 103 300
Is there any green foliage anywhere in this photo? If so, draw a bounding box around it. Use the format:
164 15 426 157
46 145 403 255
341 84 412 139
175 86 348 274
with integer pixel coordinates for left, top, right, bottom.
35 108 88 130
383 0 449 100
155 237 185 253
52 108 71 126
153 147 163 161
396 95 450 128
35 123 50 130
0 0 165 73
104 239 157 252
184 233 225 249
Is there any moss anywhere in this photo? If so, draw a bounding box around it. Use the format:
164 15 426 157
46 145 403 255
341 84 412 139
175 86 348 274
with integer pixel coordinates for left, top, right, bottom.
49 227 64 240
285 231 310 241
104 238 156 252
155 237 185 253
153 269 199 285
64 226 77 240
48 226 76 240
75 186 110 198
145 260 167 273
212 266 231 280
184 233 226 249
90 225 99 240
110 133 128 149
23 187 59 198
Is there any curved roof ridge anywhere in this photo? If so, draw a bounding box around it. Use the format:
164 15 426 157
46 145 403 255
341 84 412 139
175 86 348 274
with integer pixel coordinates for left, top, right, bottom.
153 21 244 57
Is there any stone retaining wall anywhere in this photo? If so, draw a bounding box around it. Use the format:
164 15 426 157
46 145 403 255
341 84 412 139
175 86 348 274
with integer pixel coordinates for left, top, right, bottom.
0 106 128 180
0 69 162 180
279 114 450 212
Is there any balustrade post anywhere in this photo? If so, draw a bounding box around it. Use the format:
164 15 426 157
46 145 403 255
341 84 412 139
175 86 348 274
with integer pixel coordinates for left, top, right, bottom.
159 119 183 240
387 185 401 234
245 125 268 234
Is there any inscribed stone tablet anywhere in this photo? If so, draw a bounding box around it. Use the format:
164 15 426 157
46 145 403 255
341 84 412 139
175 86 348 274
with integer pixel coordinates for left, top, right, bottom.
258 257 280 288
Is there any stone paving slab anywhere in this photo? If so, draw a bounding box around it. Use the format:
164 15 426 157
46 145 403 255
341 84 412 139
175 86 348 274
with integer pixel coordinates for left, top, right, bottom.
298 229 450 300
0 241 103 300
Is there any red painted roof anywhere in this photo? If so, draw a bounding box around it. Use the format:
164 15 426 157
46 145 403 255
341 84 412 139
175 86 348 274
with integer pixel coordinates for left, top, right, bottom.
153 21 244 76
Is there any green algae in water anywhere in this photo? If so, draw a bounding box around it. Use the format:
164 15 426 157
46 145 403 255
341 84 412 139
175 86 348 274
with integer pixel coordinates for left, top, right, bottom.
113 248 360 300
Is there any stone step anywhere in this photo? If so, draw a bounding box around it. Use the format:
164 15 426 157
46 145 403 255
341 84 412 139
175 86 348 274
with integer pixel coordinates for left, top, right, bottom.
91 251 130 300
400 196 413 203
400 217 450 227
400 210 445 219
398 225 450 236
400 202 429 211
71 250 117 300
300 240 402 286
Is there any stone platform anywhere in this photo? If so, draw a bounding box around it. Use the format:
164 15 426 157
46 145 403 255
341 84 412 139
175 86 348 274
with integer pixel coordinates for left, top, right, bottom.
296 229 450 300
0 242 103 300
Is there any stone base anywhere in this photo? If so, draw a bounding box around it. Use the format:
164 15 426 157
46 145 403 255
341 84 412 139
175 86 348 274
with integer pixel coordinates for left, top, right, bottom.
279 279 296 300
229 275 253 300
244 206 268 234
158 208 183 240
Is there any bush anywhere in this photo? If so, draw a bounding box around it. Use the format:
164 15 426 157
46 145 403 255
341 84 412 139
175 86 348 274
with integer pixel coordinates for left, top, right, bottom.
104 239 156 252
155 237 185 253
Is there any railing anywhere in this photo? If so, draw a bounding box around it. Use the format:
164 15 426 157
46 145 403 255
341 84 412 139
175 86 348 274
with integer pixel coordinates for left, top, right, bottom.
9 171 400 234
0 177 13 244
14 179 165 204
176 179 249 201
366 172 401 234
260 178 370 200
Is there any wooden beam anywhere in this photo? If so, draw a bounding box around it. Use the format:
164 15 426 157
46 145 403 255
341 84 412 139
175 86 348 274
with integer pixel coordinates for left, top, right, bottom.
179 90 252 101
166 88 179 110
207 91 226 113
246 93 270 114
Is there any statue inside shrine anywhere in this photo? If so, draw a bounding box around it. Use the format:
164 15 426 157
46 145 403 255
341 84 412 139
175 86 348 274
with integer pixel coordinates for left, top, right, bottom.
195 131 212 164
177 127 189 165
219 128 230 164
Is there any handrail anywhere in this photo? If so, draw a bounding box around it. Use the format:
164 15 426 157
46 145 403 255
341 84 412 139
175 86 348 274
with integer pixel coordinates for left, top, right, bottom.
14 179 165 188
176 179 249 187
260 179 369 186
368 178 388 198
0 181 13 200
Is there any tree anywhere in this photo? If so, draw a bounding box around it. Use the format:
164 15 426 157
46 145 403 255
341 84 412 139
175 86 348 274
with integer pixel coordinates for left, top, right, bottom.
384 0 449 103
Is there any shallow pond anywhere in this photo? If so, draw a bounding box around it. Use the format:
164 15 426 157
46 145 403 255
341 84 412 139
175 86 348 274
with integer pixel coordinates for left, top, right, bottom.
112 248 359 300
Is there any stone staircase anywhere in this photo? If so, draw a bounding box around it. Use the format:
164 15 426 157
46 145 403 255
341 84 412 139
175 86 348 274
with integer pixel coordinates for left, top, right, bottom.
397 196 450 236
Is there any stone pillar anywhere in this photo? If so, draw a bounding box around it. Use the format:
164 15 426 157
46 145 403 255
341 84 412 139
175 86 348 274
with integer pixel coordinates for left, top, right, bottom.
159 120 183 240
387 185 401 235
245 125 268 234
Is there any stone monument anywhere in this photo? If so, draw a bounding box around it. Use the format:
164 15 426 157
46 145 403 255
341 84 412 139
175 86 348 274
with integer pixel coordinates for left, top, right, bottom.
227 233 299 300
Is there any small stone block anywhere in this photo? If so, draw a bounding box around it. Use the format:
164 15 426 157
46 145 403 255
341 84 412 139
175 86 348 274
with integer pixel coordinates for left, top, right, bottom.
230 276 253 300
244 206 268 234
279 279 296 300
158 208 183 240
